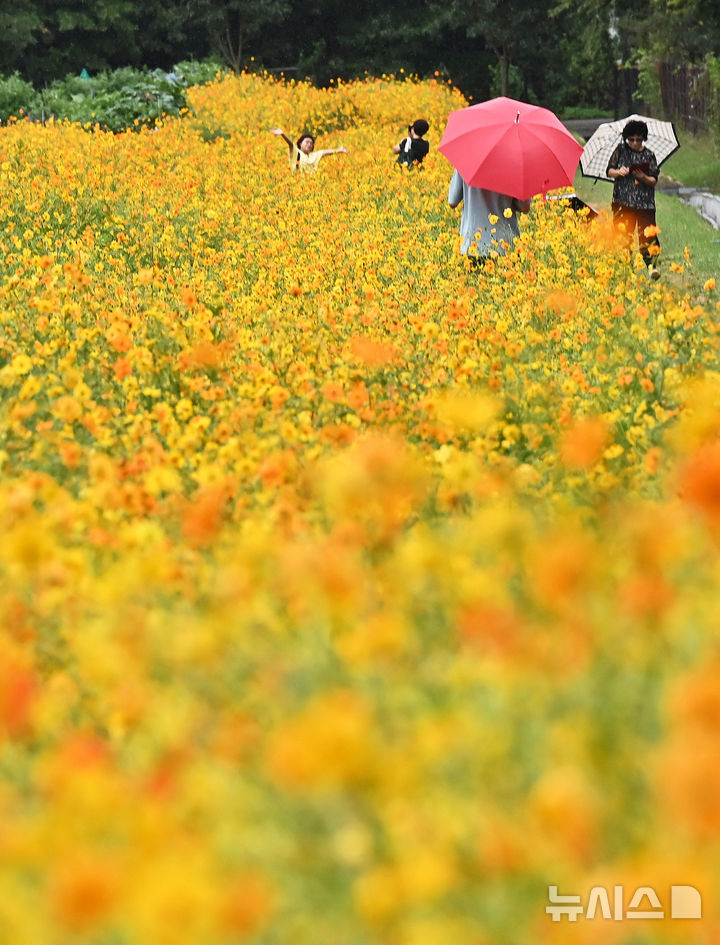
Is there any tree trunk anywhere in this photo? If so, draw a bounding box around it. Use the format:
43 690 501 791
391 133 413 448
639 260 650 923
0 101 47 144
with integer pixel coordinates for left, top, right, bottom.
214 9 243 73
500 50 509 97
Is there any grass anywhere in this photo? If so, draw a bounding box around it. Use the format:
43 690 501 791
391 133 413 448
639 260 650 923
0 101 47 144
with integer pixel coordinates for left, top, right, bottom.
661 131 720 191
655 191 720 283
571 132 719 293
559 107 614 121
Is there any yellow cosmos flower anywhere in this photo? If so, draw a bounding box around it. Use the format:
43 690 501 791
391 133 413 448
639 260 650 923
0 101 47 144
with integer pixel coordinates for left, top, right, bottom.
11 354 33 376
1 71 719 945
175 398 194 420
144 464 183 496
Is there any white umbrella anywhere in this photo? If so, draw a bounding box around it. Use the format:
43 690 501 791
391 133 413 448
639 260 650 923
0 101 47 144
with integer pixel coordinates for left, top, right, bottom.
580 113 680 181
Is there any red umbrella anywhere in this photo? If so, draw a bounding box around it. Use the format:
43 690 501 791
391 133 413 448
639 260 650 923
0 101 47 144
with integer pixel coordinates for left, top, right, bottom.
438 96 583 200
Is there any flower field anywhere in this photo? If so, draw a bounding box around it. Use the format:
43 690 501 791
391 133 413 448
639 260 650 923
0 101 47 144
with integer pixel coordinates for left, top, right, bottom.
2 72 720 945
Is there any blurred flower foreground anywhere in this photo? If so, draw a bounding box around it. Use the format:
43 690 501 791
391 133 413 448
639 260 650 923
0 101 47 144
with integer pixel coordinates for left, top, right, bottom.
1 71 720 945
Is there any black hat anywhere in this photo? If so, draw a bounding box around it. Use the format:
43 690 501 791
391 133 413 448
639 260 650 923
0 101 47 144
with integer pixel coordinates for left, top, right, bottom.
410 119 429 137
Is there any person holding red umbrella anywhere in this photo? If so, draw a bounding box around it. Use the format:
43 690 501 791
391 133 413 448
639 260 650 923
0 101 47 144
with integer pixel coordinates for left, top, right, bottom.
448 171 531 264
439 98 582 202
439 97 582 264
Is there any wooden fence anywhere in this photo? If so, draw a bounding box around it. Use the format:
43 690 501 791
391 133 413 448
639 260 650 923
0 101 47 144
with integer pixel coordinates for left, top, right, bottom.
658 61 718 132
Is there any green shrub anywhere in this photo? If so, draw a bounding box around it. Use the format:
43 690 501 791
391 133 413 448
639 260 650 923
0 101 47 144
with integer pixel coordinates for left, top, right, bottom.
40 67 187 131
34 60 227 132
171 58 228 88
0 72 40 122
559 106 613 120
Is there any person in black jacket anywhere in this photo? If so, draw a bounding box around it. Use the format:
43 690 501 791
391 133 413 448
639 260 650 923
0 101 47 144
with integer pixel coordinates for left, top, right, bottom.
606 119 661 280
393 119 430 167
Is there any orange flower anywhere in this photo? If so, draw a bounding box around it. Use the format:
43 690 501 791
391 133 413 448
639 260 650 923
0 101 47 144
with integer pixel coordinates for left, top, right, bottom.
256 451 293 487
114 356 132 380
321 380 345 402
106 328 132 353
320 422 356 445
180 285 198 307
347 380 369 409
457 603 520 657
644 446 662 473
349 335 396 365
219 873 275 937
619 568 674 619
544 289 577 317
669 663 720 732
656 663 720 837
10 400 37 423
181 482 232 546
660 737 720 835
528 766 600 864
529 530 595 609
51 853 120 930
677 442 720 521
265 690 376 789
0 654 36 739
268 386 290 410
181 340 226 369
559 416 608 469
58 439 82 468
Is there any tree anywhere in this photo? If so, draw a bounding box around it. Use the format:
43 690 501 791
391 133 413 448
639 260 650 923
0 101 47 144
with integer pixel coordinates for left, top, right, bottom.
0 3 42 77
189 0 290 72
439 0 552 97
640 0 720 60
10 0 150 84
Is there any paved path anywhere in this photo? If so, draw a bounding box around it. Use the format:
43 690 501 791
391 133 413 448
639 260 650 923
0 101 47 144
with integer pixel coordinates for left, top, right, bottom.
678 189 720 229
562 118 610 140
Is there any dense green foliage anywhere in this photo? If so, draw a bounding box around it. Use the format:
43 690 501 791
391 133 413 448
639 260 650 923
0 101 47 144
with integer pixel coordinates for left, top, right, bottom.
0 0 719 117
0 60 224 130
0 72 39 121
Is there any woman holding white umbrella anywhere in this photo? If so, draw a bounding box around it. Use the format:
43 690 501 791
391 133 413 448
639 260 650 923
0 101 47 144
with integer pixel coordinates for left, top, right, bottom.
606 119 662 280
